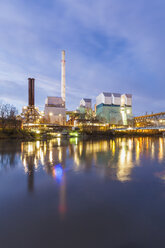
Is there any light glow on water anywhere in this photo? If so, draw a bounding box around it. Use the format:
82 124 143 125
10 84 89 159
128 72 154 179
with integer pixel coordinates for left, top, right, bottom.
1 138 165 247
16 138 165 182
53 164 63 182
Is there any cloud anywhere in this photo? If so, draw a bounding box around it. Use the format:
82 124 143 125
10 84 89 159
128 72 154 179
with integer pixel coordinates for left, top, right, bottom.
0 0 165 115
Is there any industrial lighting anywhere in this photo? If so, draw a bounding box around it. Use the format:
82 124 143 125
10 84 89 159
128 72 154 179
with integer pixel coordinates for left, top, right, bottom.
70 132 78 137
121 96 125 106
127 127 133 130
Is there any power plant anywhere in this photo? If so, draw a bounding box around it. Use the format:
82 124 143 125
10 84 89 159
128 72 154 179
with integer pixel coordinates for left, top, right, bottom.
20 50 133 128
5 49 165 137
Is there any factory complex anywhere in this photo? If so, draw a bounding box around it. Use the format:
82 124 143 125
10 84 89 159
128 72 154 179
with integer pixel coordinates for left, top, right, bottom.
21 51 133 127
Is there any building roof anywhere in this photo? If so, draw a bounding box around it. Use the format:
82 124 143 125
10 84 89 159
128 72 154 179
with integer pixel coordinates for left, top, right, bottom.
102 92 112 97
47 96 62 99
125 94 132 98
82 98 92 102
45 96 65 107
102 92 131 98
112 93 121 97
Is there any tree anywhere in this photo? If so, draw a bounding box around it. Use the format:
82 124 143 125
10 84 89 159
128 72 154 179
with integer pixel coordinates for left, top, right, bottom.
8 105 18 128
0 103 19 129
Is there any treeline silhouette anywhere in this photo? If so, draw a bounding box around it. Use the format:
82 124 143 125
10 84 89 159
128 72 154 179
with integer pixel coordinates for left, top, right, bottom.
0 103 21 129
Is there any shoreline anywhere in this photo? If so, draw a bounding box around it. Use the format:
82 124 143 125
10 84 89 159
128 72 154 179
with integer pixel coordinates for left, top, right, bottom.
0 128 164 141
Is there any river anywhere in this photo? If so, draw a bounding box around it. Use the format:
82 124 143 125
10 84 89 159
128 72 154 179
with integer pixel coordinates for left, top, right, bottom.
0 137 165 248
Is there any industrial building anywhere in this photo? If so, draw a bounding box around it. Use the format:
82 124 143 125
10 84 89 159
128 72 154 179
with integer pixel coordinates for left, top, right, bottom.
96 92 132 125
80 98 92 109
76 98 93 119
121 94 132 107
44 50 66 125
44 97 66 125
21 78 41 123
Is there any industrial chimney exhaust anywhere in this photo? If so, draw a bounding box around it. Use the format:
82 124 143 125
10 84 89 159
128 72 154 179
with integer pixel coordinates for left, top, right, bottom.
61 50 66 104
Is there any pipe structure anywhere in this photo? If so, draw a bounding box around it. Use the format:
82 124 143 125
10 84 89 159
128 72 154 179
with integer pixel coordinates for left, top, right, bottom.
28 78 32 106
31 78 35 106
61 50 66 104
28 78 35 106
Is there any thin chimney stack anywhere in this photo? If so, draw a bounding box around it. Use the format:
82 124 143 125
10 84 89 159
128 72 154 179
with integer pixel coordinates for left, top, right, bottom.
61 50 66 104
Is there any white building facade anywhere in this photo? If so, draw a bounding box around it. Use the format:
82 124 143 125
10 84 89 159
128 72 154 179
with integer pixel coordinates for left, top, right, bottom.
80 98 92 109
44 97 66 125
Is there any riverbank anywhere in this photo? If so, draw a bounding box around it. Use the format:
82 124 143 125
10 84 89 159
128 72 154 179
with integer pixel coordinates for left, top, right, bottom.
0 129 43 140
81 130 164 138
0 128 164 140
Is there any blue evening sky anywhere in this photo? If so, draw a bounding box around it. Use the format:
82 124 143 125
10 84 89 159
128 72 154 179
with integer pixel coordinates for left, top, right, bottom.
0 0 165 115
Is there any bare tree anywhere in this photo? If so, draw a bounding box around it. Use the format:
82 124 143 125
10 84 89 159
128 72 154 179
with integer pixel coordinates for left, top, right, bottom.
9 105 18 128
0 103 19 129
0 104 8 129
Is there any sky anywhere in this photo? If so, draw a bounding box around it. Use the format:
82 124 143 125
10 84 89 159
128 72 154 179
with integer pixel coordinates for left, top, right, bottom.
0 0 165 116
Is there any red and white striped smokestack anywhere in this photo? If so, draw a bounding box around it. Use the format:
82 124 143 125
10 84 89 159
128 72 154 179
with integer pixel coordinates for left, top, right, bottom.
61 50 66 103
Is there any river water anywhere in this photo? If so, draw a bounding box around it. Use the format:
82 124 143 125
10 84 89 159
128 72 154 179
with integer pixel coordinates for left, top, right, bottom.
1 137 165 248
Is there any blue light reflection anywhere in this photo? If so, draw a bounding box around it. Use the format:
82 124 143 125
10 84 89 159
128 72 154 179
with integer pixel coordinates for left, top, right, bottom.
54 164 63 182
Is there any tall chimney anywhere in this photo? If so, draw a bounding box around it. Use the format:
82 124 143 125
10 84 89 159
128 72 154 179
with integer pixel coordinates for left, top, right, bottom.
28 78 35 106
61 50 66 104
28 78 32 106
31 78 35 106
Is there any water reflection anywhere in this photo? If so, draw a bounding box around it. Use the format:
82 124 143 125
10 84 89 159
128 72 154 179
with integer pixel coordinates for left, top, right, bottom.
0 137 165 221
0 141 21 170
0 138 164 180
21 140 67 175
1 138 165 247
20 139 68 217
0 138 165 183
117 139 133 181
